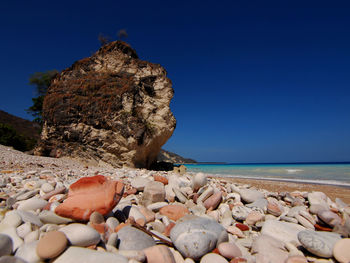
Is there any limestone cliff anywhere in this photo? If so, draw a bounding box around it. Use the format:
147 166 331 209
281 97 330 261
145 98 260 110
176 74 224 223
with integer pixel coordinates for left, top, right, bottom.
35 41 176 168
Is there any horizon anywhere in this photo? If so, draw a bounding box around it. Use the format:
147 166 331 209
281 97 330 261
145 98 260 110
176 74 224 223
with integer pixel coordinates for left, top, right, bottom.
1 0 350 163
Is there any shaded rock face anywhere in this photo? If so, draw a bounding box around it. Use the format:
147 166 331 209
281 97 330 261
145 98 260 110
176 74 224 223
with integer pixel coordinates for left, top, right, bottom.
35 41 176 168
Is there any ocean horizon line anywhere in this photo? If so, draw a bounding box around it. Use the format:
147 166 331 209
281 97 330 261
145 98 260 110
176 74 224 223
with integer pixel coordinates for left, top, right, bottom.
185 161 350 165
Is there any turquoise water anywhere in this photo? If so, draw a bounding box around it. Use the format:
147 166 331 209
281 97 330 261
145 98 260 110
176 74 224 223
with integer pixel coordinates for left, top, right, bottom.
184 163 350 187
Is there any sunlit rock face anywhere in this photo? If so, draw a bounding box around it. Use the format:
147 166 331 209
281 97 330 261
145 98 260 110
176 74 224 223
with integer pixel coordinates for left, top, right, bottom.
35 41 176 168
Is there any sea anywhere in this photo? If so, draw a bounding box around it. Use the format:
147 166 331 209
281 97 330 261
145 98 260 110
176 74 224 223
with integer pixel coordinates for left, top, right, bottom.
183 163 350 187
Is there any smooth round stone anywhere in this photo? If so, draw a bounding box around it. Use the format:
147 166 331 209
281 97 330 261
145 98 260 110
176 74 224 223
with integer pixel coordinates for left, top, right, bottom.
0 256 27 263
217 242 242 259
53 246 128 263
333 238 350 263
298 230 342 258
2 211 22 228
284 255 308 263
0 234 12 257
59 224 100 247
17 198 48 211
89 211 105 224
143 245 176 263
192 173 207 191
237 188 264 204
200 253 228 263
0 227 23 252
170 216 228 260
39 210 72 224
36 231 67 259
118 250 146 262
106 217 119 230
14 241 40 263
117 226 156 250
41 183 54 193
203 192 222 210
317 210 342 227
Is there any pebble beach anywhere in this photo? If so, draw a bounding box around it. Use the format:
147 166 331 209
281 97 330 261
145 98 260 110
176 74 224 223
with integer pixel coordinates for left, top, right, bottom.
0 144 350 263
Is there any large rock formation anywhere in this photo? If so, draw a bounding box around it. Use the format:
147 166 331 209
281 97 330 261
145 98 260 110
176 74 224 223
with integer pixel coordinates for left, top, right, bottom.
35 41 176 168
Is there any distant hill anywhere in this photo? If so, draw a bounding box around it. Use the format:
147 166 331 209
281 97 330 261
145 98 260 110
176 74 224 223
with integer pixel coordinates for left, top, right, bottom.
157 149 197 164
0 110 41 151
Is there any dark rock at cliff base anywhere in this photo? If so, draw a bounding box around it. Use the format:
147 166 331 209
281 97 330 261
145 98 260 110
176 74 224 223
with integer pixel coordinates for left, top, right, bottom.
34 41 176 168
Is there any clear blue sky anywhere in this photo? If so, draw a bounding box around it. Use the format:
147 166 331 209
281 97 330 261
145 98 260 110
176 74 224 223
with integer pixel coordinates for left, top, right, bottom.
1 0 350 163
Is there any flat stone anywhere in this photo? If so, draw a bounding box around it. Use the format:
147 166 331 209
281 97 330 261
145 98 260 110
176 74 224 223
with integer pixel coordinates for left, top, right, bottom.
39 210 72 224
36 231 67 259
55 175 124 221
261 220 305 245
24 230 39 243
232 206 252 221
59 223 100 247
298 230 342 258
117 226 156 250
16 190 39 201
251 234 288 263
246 198 268 211
317 210 342 227
53 246 128 263
118 250 146 262
285 255 308 263
159 204 189 221
16 210 43 227
333 238 350 263
170 216 228 260
14 241 40 263
142 181 165 206
17 197 48 211
0 234 12 257
217 242 242 259
295 215 315 230
245 211 264 225
130 177 151 191
143 245 176 263
200 253 228 263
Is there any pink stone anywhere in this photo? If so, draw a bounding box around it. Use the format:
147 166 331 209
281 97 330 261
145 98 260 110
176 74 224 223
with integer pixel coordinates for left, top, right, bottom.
284 255 308 263
333 238 350 263
55 175 124 221
267 200 282 216
153 175 168 185
159 204 189 221
204 192 222 210
245 211 264 225
218 242 242 259
143 245 176 263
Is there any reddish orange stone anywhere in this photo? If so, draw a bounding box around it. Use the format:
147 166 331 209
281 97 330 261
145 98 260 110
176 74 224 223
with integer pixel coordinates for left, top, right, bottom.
212 248 220 254
163 222 176 237
115 222 130 233
314 223 332 231
235 223 249 231
55 175 124 221
153 175 168 185
230 258 247 263
159 204 190 221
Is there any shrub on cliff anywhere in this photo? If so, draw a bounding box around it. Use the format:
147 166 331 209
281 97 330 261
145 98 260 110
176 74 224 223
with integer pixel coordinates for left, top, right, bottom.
0 123 36 151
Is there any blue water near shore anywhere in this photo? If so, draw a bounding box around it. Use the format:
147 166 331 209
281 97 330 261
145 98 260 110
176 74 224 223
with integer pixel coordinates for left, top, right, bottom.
184 163 350 187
